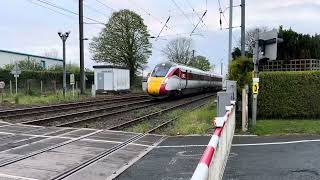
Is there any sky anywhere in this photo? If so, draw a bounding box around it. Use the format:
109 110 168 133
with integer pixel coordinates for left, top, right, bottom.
1 0 320 75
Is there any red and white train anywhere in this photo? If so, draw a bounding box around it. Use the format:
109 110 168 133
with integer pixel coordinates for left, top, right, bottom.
147 62 222 97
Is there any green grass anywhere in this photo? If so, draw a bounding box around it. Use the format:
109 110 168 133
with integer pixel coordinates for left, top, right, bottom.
254 120 320 136
165 101 216 135
1 90 90 105
127 121 151 133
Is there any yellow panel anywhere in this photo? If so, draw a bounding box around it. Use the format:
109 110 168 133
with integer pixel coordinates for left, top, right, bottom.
147 77 164 95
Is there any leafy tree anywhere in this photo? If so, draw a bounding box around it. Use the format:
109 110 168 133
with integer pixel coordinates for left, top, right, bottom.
239 26 269 55
48 63 84 73
189 55 211 71
232 47 241 60
90 9 152 86
3 59 45 71
277 26 320 60
162 37 193 64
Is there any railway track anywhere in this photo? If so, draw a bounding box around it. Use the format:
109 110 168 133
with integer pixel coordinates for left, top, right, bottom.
0 95 148 119
0 93 216 179
108 93 214 130
21 98 158 126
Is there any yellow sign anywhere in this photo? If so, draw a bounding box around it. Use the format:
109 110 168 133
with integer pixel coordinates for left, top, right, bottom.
253 83 259 94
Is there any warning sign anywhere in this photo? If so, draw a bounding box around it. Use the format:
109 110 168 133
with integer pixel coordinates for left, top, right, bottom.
253 83 259 94
252 78 259 94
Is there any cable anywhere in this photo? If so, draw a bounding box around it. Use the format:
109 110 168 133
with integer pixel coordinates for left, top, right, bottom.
93 0 116 11
155 16 171 41
190 10 207 35
170 0 196 30
83 2 110 17
33 0 105 25
26 0 75 20
185 0 207 28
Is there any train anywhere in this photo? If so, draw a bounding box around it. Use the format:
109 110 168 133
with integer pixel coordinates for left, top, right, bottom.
147 62 223 97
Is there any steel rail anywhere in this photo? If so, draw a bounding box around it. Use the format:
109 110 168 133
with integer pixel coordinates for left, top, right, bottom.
109 94 214 130
0 95 148 118
21 99 154 125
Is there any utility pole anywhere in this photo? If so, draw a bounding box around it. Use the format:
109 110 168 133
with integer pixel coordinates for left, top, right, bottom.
221 60 223 75
228 0 233 65
79 0 85 94
241 0 246 57
58 31 70 98
192 49 195 60
252 29 260 127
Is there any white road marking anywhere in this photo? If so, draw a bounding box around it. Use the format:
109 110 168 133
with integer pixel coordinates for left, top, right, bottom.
157 144 207 148
0 172 39 180
232 139 320 146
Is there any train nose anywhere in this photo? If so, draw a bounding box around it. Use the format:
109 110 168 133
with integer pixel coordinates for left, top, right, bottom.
147 77 167 96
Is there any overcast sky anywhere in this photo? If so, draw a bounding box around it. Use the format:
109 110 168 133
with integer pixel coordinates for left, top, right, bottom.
1 0 320 74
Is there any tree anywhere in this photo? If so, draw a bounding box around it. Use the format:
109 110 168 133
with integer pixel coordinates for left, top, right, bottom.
232 47 241 60
277 26 320 60
242 26 269 55
162 37 193 64
3 59 45 71
48 63 82 73
189 55 211 71
90 9 152 86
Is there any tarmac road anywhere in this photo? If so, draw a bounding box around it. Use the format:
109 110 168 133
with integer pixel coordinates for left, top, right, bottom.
223 135 320 180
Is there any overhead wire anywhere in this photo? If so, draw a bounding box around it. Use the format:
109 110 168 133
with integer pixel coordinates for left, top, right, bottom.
170 0 197 31
93 0 116 11
32 0 106 25
25 0 75 20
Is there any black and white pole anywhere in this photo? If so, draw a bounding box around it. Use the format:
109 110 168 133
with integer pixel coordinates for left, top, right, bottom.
58 31 70 98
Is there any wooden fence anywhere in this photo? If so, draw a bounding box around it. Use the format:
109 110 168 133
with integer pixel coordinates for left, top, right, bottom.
261 59 320 71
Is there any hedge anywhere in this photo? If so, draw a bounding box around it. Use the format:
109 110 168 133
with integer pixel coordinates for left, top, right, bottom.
258 71 320 119
0 69 94 90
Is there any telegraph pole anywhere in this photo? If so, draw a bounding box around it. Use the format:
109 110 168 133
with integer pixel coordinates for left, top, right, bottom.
241 0 246 57
228 0 233 65
252 29 260 127
58 31 70 98
79 0 85 94
221 60 223 75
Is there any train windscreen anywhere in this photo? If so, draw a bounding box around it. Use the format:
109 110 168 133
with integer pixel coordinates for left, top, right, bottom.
151 63 172 77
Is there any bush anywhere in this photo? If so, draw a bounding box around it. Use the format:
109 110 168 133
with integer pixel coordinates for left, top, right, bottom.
228 57 254 100
258 71 320 118
0 70 94 93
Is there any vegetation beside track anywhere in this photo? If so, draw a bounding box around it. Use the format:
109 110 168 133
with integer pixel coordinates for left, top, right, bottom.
1 90 91 105
162 101 216 135
253 120 320 136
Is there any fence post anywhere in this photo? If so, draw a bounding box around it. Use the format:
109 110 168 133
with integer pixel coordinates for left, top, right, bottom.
10 80 12 95
40 80 43 95
242 86 248 132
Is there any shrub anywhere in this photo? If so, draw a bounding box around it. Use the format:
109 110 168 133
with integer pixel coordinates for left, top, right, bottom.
228 57 254 100
258 71 320 118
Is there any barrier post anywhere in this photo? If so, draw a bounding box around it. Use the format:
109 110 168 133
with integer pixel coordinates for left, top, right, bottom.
191 101 236 180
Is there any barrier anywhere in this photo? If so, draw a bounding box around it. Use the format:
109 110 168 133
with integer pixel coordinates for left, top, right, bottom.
191 101 236 180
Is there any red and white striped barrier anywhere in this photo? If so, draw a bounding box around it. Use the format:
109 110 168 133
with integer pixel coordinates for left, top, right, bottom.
191 101 236 180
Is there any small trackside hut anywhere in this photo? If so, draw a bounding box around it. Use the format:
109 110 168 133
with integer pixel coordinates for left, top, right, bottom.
93 65 130 93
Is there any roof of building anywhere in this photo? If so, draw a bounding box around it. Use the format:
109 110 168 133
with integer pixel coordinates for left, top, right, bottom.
93 65 128 69
0 49 63 62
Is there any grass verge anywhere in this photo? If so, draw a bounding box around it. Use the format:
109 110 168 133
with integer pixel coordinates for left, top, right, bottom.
163 101 216 135
126 121 151 133
253 120 320 136
1 90 90 105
